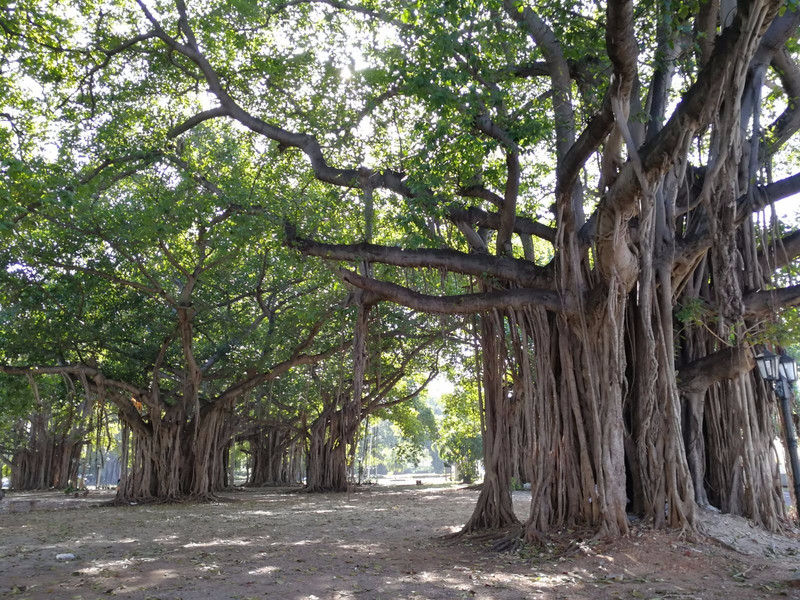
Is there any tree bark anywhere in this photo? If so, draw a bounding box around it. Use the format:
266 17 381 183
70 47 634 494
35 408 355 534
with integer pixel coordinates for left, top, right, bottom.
461 310 519 533
305 404 354 493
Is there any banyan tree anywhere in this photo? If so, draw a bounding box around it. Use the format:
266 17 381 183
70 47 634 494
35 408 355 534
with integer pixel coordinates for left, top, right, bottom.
1 142 350 501
0 373 96 491
304 317 443 492
2 0 800 537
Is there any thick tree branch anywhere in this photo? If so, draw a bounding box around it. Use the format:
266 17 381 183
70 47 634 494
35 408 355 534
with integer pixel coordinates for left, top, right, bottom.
167 107 228 138
759 229 800 272
595 2 780 288
673 173 800 285
267 0 406 28
768 46 800 153
503 0 574 162
137 1 413 198
79 152 162 185
606 0 638 87
743 172 800 218
459 184 504 208
497 151 521 255
286 229 551 288
639 4 779 180
214 340 350 404
0 364 145 399
493 61 550 79
750 8 800 67
448 205 556 243
557 91 614 199
338 268 572 314
473 113 518 151
677 347 754 394
743 284 800 317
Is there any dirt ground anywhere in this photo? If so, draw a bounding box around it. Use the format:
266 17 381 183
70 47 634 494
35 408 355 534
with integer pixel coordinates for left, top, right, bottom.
1 485 799 600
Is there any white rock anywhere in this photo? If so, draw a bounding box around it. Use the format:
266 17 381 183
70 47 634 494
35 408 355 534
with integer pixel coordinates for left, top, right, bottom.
56 553 76 561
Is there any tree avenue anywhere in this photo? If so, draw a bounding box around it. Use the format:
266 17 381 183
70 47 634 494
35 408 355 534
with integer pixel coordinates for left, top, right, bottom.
2 0 800 541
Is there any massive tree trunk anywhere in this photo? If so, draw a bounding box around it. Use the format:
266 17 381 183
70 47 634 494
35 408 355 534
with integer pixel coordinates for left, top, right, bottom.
284 0 795 537
116 398 233 503
523 295 631 538
8 375 90 490
462 310 520 532
248 427 286 486
9 419 83 491
284 439 305 485
2 325 343 502
247 425 303 486
305 401 358 492
305 299 371 493
704 376 788 529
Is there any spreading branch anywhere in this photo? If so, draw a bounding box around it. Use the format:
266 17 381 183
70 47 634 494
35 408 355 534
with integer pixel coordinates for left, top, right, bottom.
338 268 572 314
448 206 556 243
214 340 351 404
0 364 143 397
286 227 551 288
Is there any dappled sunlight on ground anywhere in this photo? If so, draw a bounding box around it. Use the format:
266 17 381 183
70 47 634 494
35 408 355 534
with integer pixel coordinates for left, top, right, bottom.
184 537 254 548
2 485 798 599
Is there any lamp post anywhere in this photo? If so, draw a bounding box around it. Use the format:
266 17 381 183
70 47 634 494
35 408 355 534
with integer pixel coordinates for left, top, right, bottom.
755 350 800 521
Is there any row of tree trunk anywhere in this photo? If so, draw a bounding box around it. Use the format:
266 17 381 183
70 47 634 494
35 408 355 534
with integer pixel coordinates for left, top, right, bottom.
6 315 793 538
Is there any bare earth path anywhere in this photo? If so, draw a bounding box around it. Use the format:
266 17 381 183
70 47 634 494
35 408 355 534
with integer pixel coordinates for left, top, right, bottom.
1 486 799 599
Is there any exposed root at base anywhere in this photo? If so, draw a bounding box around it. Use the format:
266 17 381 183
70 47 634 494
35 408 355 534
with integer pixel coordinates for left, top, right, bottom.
490 528 526 552
244 483 304 489
301 486 353 494
111 492 226 505
442 525 523 546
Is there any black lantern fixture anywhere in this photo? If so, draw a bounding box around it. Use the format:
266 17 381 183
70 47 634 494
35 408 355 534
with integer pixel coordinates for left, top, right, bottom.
779 354 798 383
754 349 780 382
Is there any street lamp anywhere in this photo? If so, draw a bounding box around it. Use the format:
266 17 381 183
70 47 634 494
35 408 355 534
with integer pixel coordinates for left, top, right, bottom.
755 349 800 524
755 349 780 381
780 354 798 383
